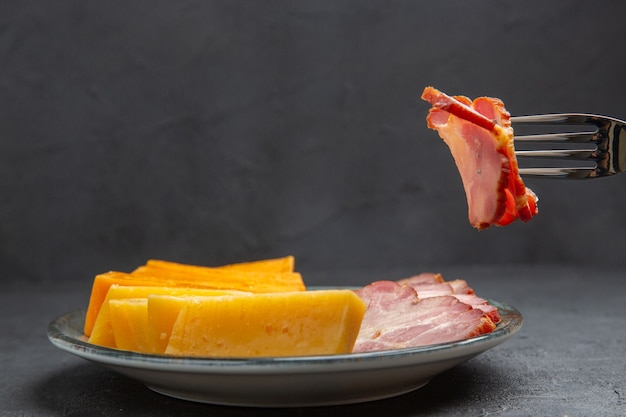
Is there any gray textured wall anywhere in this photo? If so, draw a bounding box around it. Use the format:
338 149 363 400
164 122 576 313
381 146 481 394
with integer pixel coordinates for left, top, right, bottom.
2 1 626 285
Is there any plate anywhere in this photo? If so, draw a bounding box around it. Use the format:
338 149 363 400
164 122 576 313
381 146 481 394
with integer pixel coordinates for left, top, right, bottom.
48 297 522 407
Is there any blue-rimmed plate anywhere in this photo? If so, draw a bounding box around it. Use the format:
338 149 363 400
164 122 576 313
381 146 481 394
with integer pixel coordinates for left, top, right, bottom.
48 297 522 407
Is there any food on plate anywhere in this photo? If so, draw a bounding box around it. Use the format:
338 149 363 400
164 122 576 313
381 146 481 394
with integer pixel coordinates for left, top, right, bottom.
84 272 159 337
130 259 303 294
104 290 367 357
353 275 498 352
421 86 538 229
134 255 295 276
84 260 304 337
88 284 247 348
83 256 501 357
147 295 201 354
398 273 500 323
108 298 150 352
164 290 367 357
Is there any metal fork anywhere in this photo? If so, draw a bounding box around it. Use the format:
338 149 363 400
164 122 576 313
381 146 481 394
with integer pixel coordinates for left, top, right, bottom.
511 113 626 179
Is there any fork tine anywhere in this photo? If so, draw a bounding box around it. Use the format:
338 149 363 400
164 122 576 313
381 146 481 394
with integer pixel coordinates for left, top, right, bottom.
510 113 626 179
513 131 597 143
511 114 596 124
515 149 597 160
518 167 595 179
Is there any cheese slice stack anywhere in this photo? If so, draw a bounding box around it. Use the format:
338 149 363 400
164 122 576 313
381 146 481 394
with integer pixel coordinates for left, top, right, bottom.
84 256 303 337
88 285 246 349
84 256 367 357
104 290 366 357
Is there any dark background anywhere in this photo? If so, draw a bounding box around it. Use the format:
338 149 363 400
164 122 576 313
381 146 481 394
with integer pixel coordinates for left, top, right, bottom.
3 0 626 287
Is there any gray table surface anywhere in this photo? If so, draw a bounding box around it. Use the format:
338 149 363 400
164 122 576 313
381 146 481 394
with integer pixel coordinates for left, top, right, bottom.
2 264 625 416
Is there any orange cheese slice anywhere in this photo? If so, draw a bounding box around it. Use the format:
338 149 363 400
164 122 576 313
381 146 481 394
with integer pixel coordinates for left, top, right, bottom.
131 266 305 293
139 255 295 274
85 272 160 337
165 290 367 357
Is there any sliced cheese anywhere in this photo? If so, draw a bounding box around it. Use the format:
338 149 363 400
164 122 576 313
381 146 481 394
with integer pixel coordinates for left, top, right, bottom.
147 295 189 354
165 290 367 357
84 267 303 337
131 266 305 293
140 255 295 274
88 285 245 349
84 272 156 337
108 298 151 352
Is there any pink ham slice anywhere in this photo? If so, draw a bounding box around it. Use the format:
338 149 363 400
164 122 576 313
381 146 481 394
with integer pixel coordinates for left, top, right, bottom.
448 279 474 295
353 280 497 352
354 280 419 314
421 86 538 229
454 294 501 324
397 272 444 286
398 274 501 324
397 272 501 324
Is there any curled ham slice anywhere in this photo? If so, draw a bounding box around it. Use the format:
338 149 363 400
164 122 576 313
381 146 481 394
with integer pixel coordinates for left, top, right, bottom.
421 86 538 229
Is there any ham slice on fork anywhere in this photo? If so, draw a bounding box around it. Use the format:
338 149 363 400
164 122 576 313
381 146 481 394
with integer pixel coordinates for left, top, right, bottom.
421 86 538 229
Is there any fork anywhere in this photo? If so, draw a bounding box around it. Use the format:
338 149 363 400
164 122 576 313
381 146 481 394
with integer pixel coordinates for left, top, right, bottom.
511 113 626 179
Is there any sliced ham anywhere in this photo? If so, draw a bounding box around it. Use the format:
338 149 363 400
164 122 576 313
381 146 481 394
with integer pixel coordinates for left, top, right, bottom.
454 293 501 324
353 280 497 352
399 275 501 324
354 280 419 312
401 282 454 298
399 274 472 294
421 86 538 229
447 279 474 295
397 272 444 286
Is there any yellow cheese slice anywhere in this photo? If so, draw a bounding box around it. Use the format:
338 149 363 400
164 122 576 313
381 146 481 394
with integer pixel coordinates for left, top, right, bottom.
146 294 249 354
88 285 245 349
108 298 151 352
146 295 189 354
165 290 367 357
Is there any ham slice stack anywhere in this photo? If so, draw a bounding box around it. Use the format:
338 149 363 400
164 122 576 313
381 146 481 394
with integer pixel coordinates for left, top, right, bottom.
421 86 538 229
353 273 500 352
